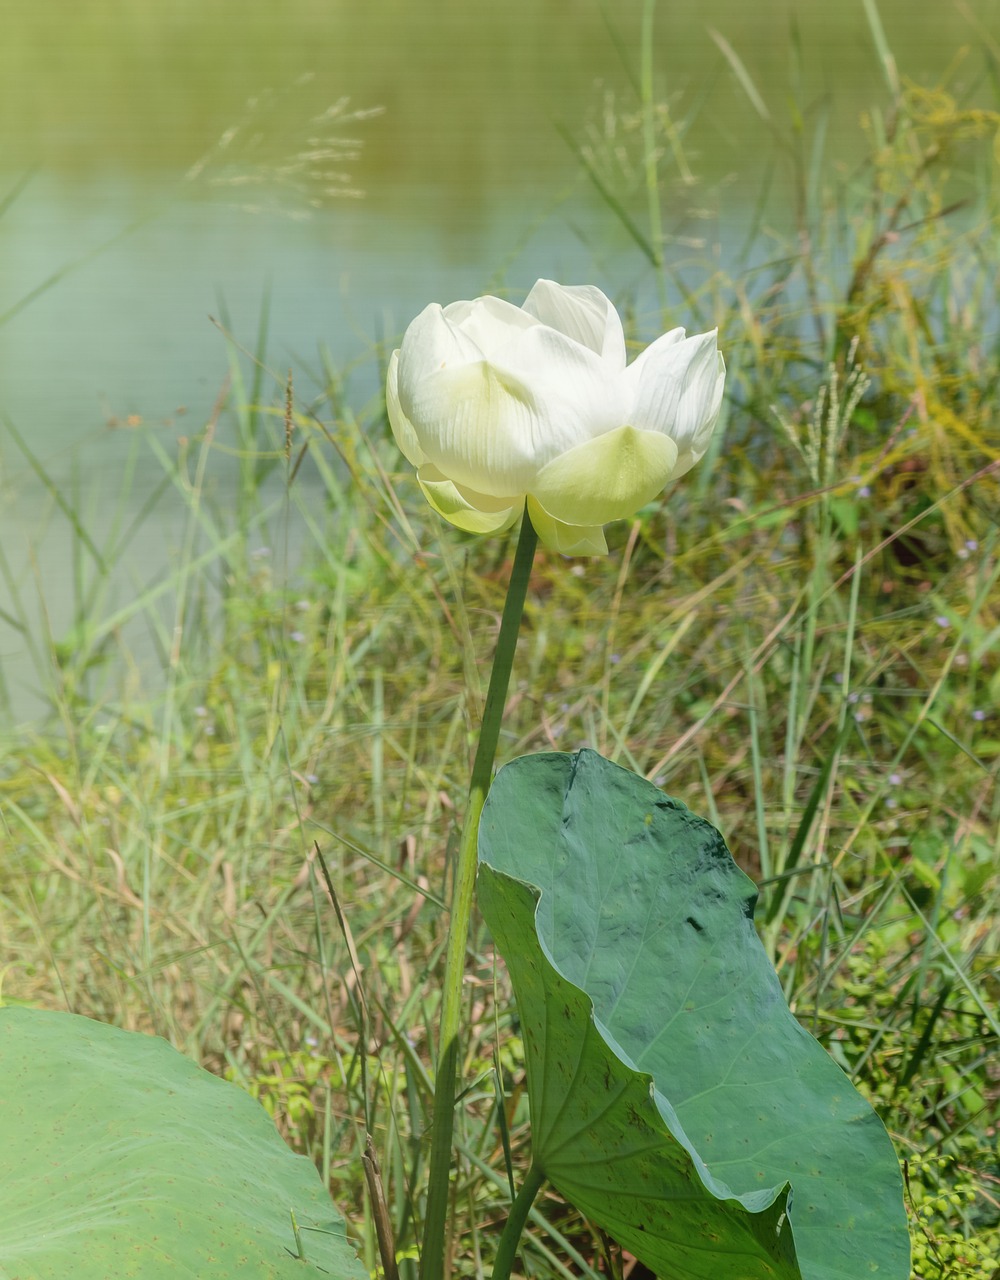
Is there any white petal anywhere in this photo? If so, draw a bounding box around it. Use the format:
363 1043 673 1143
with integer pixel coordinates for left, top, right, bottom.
629 325 687 359
490 323 630 459
522 280 627 369
386 349 427 467
402 329 630 494
442 294 538 354
401 358 545 496
627 329 724 450
670 352 726 479
395 303 486 420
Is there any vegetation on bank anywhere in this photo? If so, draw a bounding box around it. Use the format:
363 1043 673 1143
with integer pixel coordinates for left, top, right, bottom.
1 20 998 1280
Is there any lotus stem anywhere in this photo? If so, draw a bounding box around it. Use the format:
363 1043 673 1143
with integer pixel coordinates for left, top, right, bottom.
491 1162 545 1280
420 513 538 1280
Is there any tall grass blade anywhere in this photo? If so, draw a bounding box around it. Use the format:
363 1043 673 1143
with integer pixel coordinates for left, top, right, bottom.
0 170 34 221
708 29 772 123
2 416 107 574
555 122 659 266
862 0 900 96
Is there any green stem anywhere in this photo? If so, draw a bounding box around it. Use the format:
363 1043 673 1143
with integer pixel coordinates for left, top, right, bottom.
640 0 664 274
491 1163 545 1280
420 513 539 1280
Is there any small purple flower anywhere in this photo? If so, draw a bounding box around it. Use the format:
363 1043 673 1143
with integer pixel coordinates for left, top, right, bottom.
857 485 872 499
972 709 986 722
935 616 949 628
888 772 902 786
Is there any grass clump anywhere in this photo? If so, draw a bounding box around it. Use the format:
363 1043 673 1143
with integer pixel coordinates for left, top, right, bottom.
1 20 998 1280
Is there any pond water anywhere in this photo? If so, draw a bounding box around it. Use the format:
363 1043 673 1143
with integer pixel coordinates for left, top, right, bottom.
0 0 996 720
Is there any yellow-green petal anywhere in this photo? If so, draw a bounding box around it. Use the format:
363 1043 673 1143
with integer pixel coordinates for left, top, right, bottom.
531 425 679 526
417 467 523 535
526 497 609 556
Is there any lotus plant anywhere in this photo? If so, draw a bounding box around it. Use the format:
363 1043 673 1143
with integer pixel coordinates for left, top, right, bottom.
387 279 908 1280
0 280 910 1280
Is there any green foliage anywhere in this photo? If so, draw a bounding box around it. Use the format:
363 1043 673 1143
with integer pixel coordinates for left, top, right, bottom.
806 930 999 1280
906 1154 1000 1280
0 1007 366 1279
226 1046 359 1152
1 9 997 1278
479 750 909 1280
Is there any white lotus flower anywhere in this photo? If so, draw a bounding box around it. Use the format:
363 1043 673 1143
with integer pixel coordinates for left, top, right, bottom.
386 279 726 555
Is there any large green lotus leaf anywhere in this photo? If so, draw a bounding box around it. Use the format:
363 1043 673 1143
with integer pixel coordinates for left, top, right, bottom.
477 750 909 1280
0 1007 367 1280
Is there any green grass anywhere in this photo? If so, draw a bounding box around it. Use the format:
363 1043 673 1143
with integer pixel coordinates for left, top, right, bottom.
1 19 999 1280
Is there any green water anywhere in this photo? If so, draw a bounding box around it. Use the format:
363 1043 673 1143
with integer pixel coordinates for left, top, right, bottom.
2 0 996 453
0 0 996 718
4 0 997 200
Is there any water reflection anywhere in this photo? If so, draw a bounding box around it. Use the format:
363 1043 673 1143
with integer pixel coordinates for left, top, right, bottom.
0 0 996 719
3 0 995 200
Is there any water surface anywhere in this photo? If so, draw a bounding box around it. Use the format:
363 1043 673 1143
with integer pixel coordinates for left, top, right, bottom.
1 0 996 719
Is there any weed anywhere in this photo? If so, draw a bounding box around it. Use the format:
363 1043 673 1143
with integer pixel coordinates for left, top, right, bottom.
1 7 998 1277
